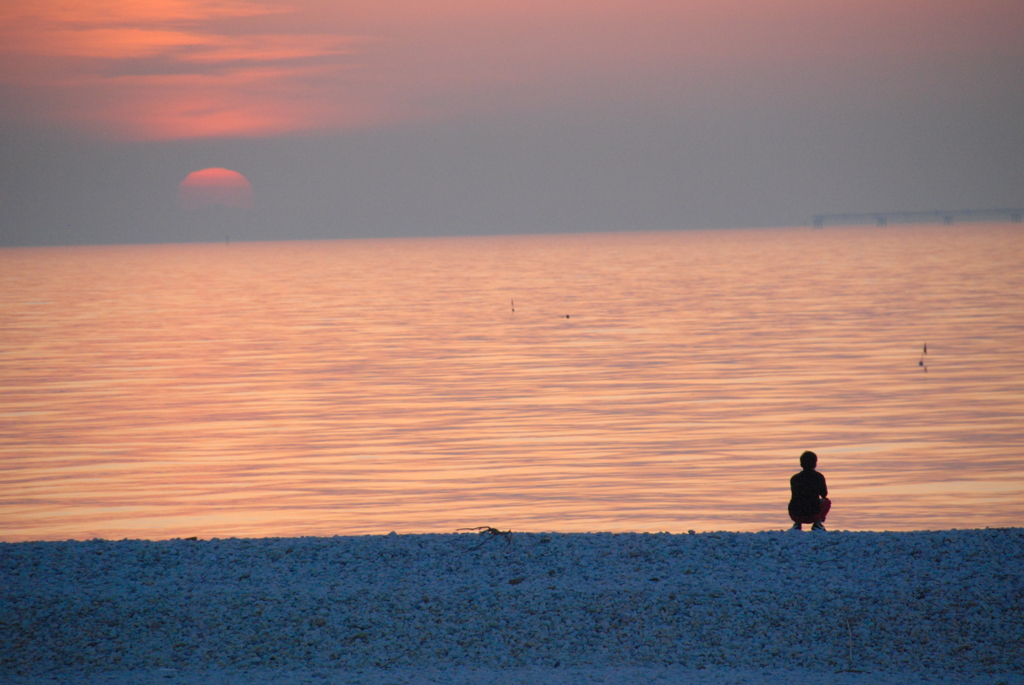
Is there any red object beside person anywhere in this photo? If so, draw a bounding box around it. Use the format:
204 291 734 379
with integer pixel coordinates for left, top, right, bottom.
789 496 831 525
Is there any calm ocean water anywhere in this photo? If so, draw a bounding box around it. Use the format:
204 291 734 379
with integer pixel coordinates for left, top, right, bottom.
1 224 1022 541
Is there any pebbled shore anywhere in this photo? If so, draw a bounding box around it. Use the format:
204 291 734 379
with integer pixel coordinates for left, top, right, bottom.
2 529 1022 684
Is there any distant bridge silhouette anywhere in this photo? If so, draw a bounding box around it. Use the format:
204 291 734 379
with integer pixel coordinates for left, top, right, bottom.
812 208 1024 228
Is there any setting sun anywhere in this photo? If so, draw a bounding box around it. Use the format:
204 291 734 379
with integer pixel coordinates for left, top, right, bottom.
176 168 255 209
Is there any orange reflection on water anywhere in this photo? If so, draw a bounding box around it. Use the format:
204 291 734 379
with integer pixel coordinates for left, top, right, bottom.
1 225 1023 541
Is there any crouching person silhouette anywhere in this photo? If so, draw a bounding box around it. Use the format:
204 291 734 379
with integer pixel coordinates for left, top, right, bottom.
789 450 830 531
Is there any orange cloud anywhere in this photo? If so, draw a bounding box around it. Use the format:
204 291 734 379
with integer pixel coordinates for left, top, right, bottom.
0 0 368 138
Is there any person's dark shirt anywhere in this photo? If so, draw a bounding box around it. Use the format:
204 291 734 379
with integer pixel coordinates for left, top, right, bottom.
789 468 828 520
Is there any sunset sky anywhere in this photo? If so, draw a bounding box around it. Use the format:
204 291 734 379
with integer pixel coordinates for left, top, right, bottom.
1 0 1022 245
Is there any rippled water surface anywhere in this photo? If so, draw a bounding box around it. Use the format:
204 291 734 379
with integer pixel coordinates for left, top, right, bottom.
2 224 1022 541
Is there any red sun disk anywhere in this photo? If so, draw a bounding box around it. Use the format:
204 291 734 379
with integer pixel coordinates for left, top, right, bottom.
177 168 255 209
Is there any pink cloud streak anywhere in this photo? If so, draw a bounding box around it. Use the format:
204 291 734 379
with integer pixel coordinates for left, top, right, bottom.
1 0 1019 140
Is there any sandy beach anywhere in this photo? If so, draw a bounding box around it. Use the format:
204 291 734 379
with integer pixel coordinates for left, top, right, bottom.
2 529 1021 684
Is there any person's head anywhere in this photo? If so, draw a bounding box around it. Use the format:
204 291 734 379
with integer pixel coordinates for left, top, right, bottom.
799 450 818 470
